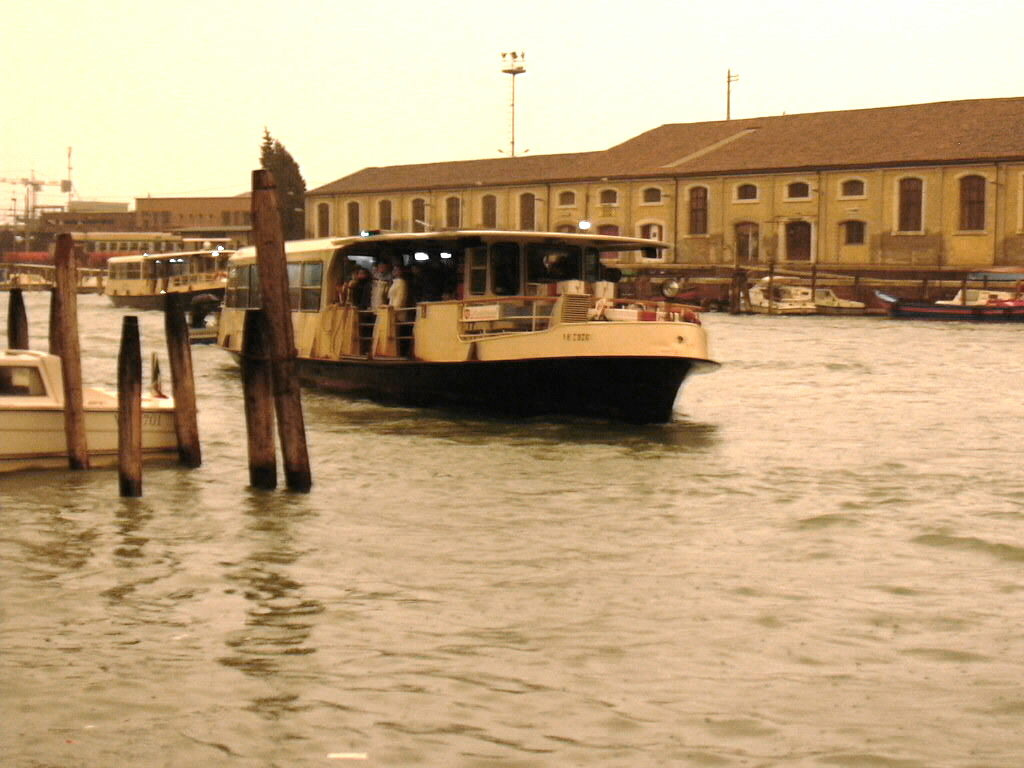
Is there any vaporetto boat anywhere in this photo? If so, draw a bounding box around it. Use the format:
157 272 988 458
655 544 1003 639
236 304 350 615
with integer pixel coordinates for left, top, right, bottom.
104 248 232 309
216 230 718 423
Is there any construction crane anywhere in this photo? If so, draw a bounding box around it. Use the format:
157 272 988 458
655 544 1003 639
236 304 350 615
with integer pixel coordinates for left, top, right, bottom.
0 173 68 220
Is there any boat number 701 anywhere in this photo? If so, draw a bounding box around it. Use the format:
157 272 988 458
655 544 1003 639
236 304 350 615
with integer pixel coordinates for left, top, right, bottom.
562 332 591 342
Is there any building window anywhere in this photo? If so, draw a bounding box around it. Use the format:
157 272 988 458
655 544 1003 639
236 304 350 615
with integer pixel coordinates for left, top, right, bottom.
346 202 360 236
786 181 810 199
378 199 393 230
736 183 758 201
445 196 461 228
557 190 575 206
641 187 662 204
519 193 536 230
785 221 812 260
735 222 759 263
482 195 497 228
689 186 708 235
843 220 866 245
597 224 619 236
555 224 575 233
840 179 865 198
411 198 426 232
316 202 330 237
959 175 986 231
898 178 923 232
640 223 663 240
599 189 618 206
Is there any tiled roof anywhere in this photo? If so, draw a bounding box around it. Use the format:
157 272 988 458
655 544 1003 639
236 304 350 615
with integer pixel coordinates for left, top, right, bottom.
309 97 1024 196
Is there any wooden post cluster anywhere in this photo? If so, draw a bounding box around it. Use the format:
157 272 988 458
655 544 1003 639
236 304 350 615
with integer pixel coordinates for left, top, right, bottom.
163 293 202 467
7 288 29 349
52 234 90 469
117 316 143 497
245 168 312 492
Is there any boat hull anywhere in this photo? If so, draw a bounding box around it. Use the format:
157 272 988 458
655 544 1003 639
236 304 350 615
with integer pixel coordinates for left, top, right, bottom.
887 302 1024 321
0 407 178 473
293 355 711 423
106 287 224 310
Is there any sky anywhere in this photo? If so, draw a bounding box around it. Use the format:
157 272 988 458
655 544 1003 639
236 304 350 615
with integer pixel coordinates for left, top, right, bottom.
3 0 1023 222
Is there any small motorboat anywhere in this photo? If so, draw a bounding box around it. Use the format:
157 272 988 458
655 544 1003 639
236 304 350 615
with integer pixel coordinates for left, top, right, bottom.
875 287 1024 322
0 349 178 472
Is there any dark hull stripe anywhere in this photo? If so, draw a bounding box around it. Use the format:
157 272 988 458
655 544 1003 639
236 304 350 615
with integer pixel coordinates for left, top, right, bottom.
294 356 703 423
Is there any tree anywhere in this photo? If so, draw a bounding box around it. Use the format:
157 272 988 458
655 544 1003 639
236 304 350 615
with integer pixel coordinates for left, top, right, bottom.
259 128 307 240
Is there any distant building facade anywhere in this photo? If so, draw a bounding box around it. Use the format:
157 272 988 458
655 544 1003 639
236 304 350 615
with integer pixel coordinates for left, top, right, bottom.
306 98 1024 270
134 195 252 233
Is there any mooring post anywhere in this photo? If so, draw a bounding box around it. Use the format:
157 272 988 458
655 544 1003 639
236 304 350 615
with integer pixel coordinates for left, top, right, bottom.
163 293 202 467
241 309 277 490
251 168 312 492
52 233 89 469
117 316 143 497
7 287 29 349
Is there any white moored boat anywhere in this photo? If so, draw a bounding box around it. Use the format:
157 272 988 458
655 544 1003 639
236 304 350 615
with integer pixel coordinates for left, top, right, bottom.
216 230 718 423
0 349 177 472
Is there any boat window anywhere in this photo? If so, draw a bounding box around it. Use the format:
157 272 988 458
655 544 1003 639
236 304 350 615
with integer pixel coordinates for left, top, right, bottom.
0 366 46 397
468 247 488 295
288 261 323 311
226 264 261 308
526 244 582 283
490 243 520 295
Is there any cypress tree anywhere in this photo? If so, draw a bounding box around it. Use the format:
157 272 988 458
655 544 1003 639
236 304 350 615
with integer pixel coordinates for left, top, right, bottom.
259 128 307 240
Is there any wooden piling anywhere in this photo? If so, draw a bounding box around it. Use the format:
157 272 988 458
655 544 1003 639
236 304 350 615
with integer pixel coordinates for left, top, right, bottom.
241 309 277 489
48 285 61 355
7 287 29 349
117 316 143 497
52 233 89 469
163 293 202 467
251 168 312 492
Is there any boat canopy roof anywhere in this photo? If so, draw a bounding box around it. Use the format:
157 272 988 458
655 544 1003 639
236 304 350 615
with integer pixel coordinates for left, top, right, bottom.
107 248 231 265
227 230 669 265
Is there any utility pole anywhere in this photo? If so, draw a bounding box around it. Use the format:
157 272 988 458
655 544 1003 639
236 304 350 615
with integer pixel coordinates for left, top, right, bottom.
500 51 526 157
726 69 740 120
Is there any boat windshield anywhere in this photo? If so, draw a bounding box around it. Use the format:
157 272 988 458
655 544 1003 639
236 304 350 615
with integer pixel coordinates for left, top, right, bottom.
0 365 47 397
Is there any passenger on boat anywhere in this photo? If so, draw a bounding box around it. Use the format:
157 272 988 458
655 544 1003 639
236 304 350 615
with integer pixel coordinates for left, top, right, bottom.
348 268 372 310
370 261 392 309
388 265 410 309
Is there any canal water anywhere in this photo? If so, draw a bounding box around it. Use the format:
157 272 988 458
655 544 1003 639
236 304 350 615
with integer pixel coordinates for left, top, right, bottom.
2 291 1022 767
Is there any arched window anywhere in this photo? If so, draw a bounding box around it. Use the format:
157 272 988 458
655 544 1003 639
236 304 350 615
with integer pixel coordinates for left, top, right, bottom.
735 222 759 263
316 202 330 237
557 190 576 206
482 195 497 228
840 179 865 197
689 186 708 235
959 175 986 230
642 187 662 204
519 193 536 230
445 197 461 228
843 220 866 245
898 178 923 232
599 189 618 205
736 183 758 201
786 182 810 199
346 201 360 236
411 198 426 232
377 199 392 230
